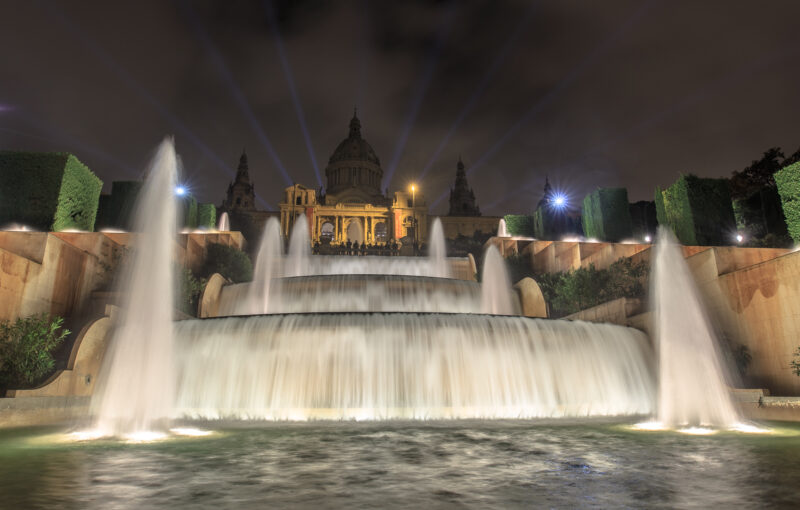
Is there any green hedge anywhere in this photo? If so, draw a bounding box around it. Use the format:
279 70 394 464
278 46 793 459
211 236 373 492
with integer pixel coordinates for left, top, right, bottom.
581 187 633 241
629 200 657 238
775 161 800 243
197 203 217 229
733 186 788 240
502 214 535 237
0 152 102 231
655 175 735 245
181 196 198 229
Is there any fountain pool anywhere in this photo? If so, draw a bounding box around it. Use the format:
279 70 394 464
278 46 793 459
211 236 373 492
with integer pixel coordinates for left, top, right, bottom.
2 422 799 508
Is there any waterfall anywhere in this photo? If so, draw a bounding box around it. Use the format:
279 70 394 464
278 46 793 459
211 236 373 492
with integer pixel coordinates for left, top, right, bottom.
91 138 178 436
173 314 655 421
653 228 739 427
481 245 517 315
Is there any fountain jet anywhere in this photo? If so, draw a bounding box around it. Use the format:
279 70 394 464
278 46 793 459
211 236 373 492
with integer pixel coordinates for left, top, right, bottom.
481 245 516 315
652 227 739 427
91 138 178 437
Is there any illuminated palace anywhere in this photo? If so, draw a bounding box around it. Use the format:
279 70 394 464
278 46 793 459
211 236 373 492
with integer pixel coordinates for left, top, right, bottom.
221 112 500 246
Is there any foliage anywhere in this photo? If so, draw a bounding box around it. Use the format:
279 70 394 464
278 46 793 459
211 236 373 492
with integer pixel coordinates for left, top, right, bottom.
502 214 535 237
0 314 70 390
733 186 788 241
181 195 198 229
507 256 648 318
200 242 253 283
775 161 800 243
0 151 102 231
178 266 205 316
52 155 103 231
581 187 633 242
98 181 143 230
730 147 785 199
197 203 217 229
655 175 736 246
791 347 800 377
629 200 657 239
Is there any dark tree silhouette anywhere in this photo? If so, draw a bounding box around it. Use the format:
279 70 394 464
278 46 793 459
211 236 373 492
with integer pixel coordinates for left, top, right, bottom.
730 147 785 199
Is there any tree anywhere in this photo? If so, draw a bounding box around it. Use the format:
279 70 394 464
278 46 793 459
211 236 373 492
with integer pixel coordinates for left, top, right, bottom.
729 147 785 199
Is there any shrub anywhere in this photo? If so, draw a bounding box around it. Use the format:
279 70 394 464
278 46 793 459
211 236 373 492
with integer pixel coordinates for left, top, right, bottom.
181 196 198 229
629 200 657 239
0 314 70 390
102 181 143 230
527 258 648 318
655 175 736 245
790 347 800 377
503 215 535 237
775 161 800 243
197 203 217 229
581 187 633 241
201 243 253 283
178 266 205 316
0 152 102 231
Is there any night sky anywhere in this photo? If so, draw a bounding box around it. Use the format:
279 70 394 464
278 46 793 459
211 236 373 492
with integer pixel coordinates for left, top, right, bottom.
1 0 799 214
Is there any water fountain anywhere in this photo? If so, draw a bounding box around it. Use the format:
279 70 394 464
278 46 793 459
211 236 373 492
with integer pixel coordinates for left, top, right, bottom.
497 218 509 237
480 245 517 315
90 138 178 437
285 214 311 277
242 217 282 315
428 218 450 278
217 212 230 232
651 227 740 428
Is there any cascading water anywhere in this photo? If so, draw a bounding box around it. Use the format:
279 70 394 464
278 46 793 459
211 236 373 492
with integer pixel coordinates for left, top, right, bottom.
242 217 282 314
174 314 655 420
497 218 509 237
91 138 178 436
286 214 311 277
428 218 450 278
217 212 230 231
652 227 739 428
481 245 517 315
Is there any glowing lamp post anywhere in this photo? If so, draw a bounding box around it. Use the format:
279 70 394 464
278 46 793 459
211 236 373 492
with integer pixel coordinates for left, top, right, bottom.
410 184 417 250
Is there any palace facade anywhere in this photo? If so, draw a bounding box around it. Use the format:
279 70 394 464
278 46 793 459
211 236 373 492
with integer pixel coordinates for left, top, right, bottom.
221 112 500 247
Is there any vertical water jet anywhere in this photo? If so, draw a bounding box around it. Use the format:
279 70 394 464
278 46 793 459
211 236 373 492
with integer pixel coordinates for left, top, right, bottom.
244 217 282 314
91 138 178 436
286 214 311 277
481 245 516 315
428 217 449 278
653 227 739 427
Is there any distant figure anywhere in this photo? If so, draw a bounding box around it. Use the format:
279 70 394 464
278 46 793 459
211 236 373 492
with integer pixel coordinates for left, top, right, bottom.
346 240 352 255
353 240 360 255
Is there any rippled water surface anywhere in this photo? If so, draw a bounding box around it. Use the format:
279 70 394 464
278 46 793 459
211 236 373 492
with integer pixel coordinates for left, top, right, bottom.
1 420 799 509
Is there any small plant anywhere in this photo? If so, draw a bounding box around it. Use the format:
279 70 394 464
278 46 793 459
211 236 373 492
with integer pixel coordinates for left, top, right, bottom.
200 242 253 283
0 314 70 390
178 266 206 316
791 347 800 377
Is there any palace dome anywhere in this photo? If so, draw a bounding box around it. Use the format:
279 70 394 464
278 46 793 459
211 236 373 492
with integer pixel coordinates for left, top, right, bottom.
324 112 385 203
328 114 381 166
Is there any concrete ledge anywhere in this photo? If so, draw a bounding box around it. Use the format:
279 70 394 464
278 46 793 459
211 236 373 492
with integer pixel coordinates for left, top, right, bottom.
0 395 90 428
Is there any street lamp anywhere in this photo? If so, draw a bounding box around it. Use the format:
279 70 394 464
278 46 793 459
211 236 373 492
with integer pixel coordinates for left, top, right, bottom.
410 184 417 251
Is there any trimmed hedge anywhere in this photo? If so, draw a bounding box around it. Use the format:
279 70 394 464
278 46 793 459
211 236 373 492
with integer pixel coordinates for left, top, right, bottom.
533 206 582 240
629 200 657 238
0 151 102 231
180 196 198 229
655 174 736 245
101 181 143 230
502 214 535 237
197 203 217 229
775 161 800 243
581 187 633 241
733 186 788 239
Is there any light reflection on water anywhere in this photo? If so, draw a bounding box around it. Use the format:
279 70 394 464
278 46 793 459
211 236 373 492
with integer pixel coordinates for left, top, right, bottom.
1 420 799 509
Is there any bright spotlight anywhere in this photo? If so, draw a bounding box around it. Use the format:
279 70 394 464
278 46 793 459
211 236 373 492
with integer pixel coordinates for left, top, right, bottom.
644 235 652 243
551 194 567 208
736 233 744 244
174 186 187 196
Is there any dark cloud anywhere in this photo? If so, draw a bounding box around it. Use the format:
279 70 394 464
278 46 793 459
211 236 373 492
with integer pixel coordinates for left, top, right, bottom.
1 0 799 214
